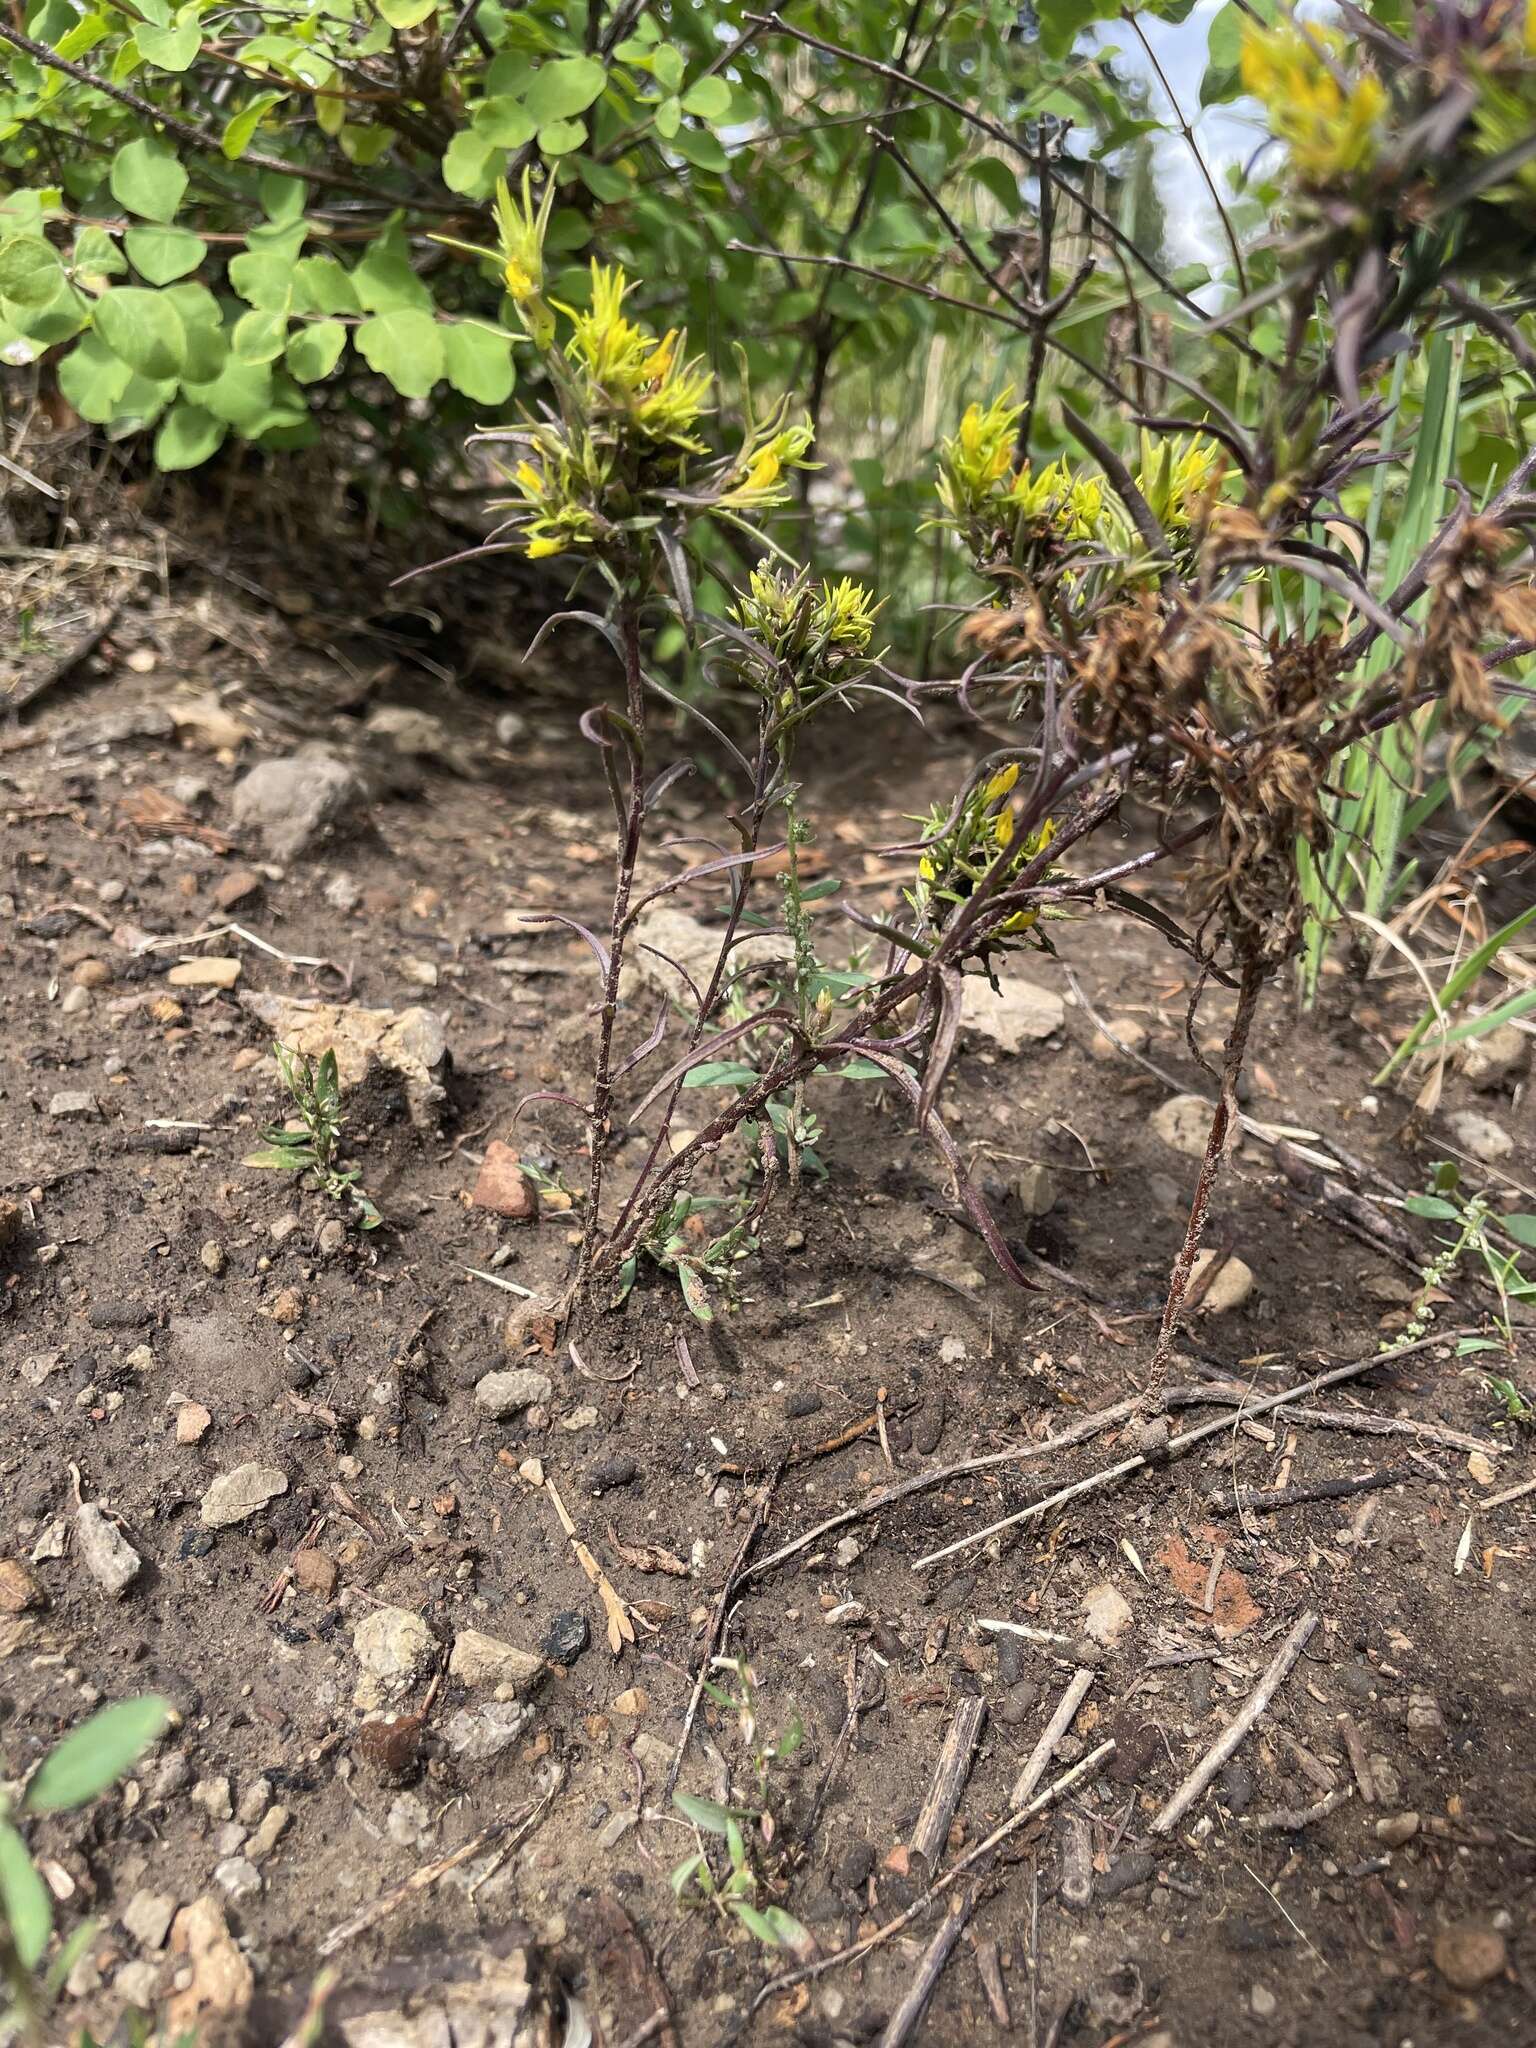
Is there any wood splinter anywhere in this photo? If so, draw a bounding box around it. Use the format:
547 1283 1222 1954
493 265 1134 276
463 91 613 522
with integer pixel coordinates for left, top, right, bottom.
911 1693 988 1867
1152 1610 1319 1835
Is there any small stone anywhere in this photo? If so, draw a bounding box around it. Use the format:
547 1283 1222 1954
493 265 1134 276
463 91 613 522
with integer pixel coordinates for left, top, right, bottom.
200 1463 288 1528
269 1287 303 1325
587 1453 638 1493
60 984 90 1016
48 1090 98 1121
212 870 263 913
316 1219 347 1258
1149 1094 1214 1158
1250 1984 1277 2019
1189 1248 1255 1314
199 1241 226 1275
443 1701 533 1767
174 1402 212 1445
213 1858 260 1901
447 1629 545 1694
231 750 365 861
961 974 1066 1052
191 1776 234 1823
72 958 112 989
471 1141 539 1220
386 1793 432 1847
1369 1755 1402 1804
115 1961 162 2011
1445 1110 1514 1164
292 1549 338 1599
0 1560 42 1614
1091 1015 1149 1060
1219 1760 1255 1815
1375 1811 1420 1846
353 1606 433 1704
1014 1163 1058 1217
540 1611 589 1665
1081 1582 1133 1647
123 1890 177 1951
784 1389 823 1420
76 1503 141 1597
1099 1849 1156 1898
1405 1692 1446 1740
237 1779 272 1826
611 1686 648 1716
834 1536 863 1568
1462 1023 1529 1090
999 1681 1040 1727
474 1367 552 1418
167 957 241 990
246 1805 289 1864
836 1842 875 1891
213 1822 248 1858
1432 1920 1506 1992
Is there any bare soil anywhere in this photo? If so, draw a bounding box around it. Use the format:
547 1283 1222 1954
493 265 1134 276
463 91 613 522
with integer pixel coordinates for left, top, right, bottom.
1 529 1533 2048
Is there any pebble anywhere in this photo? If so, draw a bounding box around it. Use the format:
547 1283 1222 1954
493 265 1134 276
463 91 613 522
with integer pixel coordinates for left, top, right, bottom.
1375 1811 1420 1846
48 1090 99 1121
443 1701 533 1767
230 749 365 861
835 1841 875 1892
76 1503 141 1597
1405 1692 1446 1740
199 1242 226 1276
1099 1849 1156 1898
316 1219 347 1258
167 958 241 990
174 1403 212 1445
237 1779 272 1826
269 1286 303 1325
999 1681 1040 1727
0 1559 42 1614
115 1961 162 2010
1250 1984 1277 2019
1149 1094 1213 1158
960 974 1066 1052
540 1611 589 1665
213 1858 260 1901
292 1549 338 1599
1432 1920 1506 1992
199 1463 288 1528
1081 1582 1133 1647
470 1141 539 1220
1091 1015 1150 1060
191 1776 234 1823
60 985 91 1016
123 1890 178 1950
1445 1109 1514 1164
1014 1163 1058 1217
71 958 112 989
246 1805 289 1864
447 1628 545 1694
473 1368 552 1418
353 1606 434 1706
149 1754 191 1805
211 869 263 912
586 1453 638 1493
1462 1023 1529 1090
783 1389 822 1419
1189 1248 1255 1314
386 1793 432 1848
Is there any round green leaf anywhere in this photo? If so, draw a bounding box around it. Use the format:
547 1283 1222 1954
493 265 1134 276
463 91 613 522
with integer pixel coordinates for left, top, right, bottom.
135 19 201 70
443 319 513 404
292 254 359 315
472 98 537 148
109 139 187 224
538 118 585 157
155 403 228 470
222 91 286 160
124 224 204 285
57 332 133 422
442 128 498 196
183 355 273 431
680 75 731 122
521 55 607 124
0 1820 53 1970
285 317 345 382
352 241 431 313
72 224 127 290
92 287 187 379
650 44 684 91
356 307 444 397
232 305 288 363
229 247 295 310
654 94 681 139
163 283 226 381
375 0 436 24
26 1696 170 1813
0 235 63 310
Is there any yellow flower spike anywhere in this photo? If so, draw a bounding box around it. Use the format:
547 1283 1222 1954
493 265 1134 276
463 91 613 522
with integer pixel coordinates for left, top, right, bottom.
514 460 544 497
982 763 1020 805
937 388 1026 523
1239 22 1387 187
494 169 556 304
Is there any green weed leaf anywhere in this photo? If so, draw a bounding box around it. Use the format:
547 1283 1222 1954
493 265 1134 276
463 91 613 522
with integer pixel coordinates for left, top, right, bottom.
27 1696 170 1813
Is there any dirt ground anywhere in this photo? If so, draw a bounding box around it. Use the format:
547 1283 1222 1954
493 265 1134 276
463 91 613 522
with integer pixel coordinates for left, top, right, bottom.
2 520 1534 2048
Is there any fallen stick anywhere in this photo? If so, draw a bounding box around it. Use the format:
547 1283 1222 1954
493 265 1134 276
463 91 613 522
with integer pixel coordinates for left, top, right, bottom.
1251 1783 1353 1832
972 1935 1011 2029
911 1694 988 1866
798 1648 881 1860
878 1890 978 2048
1338 1712 1376 1804
1479 1473 1536 1511
1010 1668 1095 1810
749 1740 1117 2016
1207 1465 1419 1517
912 1341 1453 1572
1205 1393 1502 1461
664 1463 782 1802
1151 1612 1318 1835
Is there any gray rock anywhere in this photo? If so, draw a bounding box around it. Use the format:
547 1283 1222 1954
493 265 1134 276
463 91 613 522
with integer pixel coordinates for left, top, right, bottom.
213 1857 260 1901
200 1463 288 1528
148 1753 191 1804
836 1841 875 1891
353 1606 433 1708
443 1701 533 1766
1149 1094 1214 1158
474 1367 552 1419
191 1775 233 1822
122 1889 177 1950
48 1090 99 1121
1015 1163 1058 1217
114 1960 162 2010
246 1804 289 1864
1099 1849 1156 1898
230 749 365 861
447 1629 545 1695
1445 1110 1514 1164
76 1503 141 1597
1462 1023 1530 1090
1082 1582 1133 1647
961 973 1066 1053
1375 1810 1420 1846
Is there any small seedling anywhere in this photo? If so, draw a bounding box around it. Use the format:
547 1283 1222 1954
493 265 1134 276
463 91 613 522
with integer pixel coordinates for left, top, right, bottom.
244 1043 382 1230
1400 1161 1536 1355
0 1696 169 2044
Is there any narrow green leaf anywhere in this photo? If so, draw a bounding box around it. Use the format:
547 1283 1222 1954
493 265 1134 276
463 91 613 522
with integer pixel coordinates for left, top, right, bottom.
0 1819 53 1968
673 1791 731 1835
27 1696 170 1813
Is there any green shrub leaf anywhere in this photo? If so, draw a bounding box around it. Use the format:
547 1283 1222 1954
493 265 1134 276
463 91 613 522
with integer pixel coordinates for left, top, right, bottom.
375 0 437 25
124 224 204 285
442 129 499 196
286 318 345 382
0 234 63 310
154 402 227 470
356 307 443 395
93 286 187 379
537 118 585 157
521 55 607 124
0 1819 53 1969
443 319 513 403
473 98 537 148
135 18 201 70
26 1696 170 1812
232 305 289 363
681 75 731 122
58 332 134 421
109 138 187 222
222 90 286 159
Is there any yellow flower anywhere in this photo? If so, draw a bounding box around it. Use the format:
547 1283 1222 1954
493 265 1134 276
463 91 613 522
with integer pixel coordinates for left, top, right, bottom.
936 388 1024 523
1003 459 1105 543
813 575 880 652
720 420 815 508
560 263 713 449
1240 23 1387 186
1136 434 1222 532
526 536 563 559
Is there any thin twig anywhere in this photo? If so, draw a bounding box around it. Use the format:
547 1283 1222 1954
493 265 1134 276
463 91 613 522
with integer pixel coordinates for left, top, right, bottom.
1010 1668 1095 1809
877 1890 978 2048
1151 1612 1318 1834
